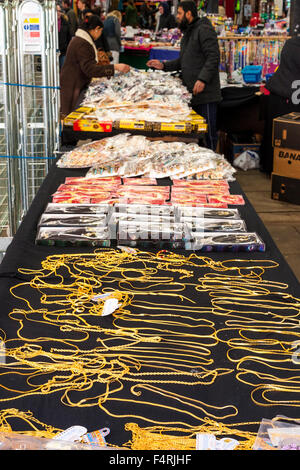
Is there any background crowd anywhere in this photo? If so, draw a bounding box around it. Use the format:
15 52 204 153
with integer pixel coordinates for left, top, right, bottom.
57 0 176 67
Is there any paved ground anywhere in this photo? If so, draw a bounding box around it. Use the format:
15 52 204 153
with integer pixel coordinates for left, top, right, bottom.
236 169 300 283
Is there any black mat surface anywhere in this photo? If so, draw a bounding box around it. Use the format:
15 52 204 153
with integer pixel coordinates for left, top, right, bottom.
0 156 299 453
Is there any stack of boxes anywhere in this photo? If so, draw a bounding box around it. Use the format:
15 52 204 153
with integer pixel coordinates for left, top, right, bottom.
272 113 300 205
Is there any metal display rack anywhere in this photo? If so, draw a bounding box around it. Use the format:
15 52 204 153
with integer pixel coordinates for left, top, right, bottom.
0 0 60 243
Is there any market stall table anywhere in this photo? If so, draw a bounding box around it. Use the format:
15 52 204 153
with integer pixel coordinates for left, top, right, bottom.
0 153 299 451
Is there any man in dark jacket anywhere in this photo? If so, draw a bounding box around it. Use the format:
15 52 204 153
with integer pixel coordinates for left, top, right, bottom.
147 1 221 151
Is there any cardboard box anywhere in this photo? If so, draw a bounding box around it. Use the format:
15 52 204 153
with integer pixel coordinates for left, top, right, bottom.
271 173 300 205
273 147 300 179
273 113 300 150
228 139 261 160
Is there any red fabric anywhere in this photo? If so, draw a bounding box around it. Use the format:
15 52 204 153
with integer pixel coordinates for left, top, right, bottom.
225 0 235 19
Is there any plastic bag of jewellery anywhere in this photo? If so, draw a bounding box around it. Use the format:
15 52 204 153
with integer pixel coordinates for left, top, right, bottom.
114 203 176 217
0 432 111 451
185 232 265 252
176 206 241 220
183 218 247 233
38 213 108 228
252 417 300 450
44 203 111 215
35 227 111 247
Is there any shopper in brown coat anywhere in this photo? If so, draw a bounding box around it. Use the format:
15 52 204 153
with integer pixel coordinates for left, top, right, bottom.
60 14 130 117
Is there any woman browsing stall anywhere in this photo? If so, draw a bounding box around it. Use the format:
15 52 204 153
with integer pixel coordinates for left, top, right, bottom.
60 14 130 117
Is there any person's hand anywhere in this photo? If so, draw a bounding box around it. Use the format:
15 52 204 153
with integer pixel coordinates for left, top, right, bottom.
193 80 206 95
146 59 164 70
114 63 131 74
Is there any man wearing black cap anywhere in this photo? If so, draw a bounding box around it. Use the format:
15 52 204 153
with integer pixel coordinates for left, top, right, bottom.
147 1 221 151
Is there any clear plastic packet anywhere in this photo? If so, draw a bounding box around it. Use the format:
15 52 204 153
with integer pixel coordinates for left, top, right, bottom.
183 218 247 232
116 186 170 198
186 232 265 252
64 176 121 185
44 203 110 215
109 212 175 226
54 188 115 197
52 195 92 204
171 186 230 196
253 417 300 450
122 177 157 185
117 220 191 242
0 432 111 450
172 179 229 188
208 195 245 205
36 226 111 247
118 197 169 205
38 213 108 228
176 207 241 219
114 203 176 217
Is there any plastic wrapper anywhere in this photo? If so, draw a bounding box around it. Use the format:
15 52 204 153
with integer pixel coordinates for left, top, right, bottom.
118 220 190 240
171 186 230 196
207 195 245 205
117 219 190 249
185 155 236 181
44 203 110 215
57 184 120 192
118 197 169 205
122 177 157 185
171 194 208 205
183 218 247 232
55 187 117 197
253 416 300 450
186 232 265 252
114 203 176 217
82 70 192 123
177 206 241 219
172 201 228 208
172 179 229 188
0 432 110 450
38 213 108 228
52 195 92 204
64 176 122 185
109 212 175 226
117 185 170 196
36 227 111 247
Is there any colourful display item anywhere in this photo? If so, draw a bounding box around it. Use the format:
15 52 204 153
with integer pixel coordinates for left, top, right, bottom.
207 195 245 205
73 119 113 132
242 65 263 83
186 232 265 252
44 203 110 214
64 176 121 185
172 179 229 188
122 177 157 185
52 195 91 204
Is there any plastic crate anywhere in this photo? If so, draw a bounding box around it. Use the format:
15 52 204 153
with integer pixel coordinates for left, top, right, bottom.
242 65 263 84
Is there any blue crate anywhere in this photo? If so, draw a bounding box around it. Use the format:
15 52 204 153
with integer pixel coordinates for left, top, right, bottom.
242 65 263 84
265 72 274 82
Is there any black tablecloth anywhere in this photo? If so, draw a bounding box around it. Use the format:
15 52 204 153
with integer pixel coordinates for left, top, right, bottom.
0 156 299 453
